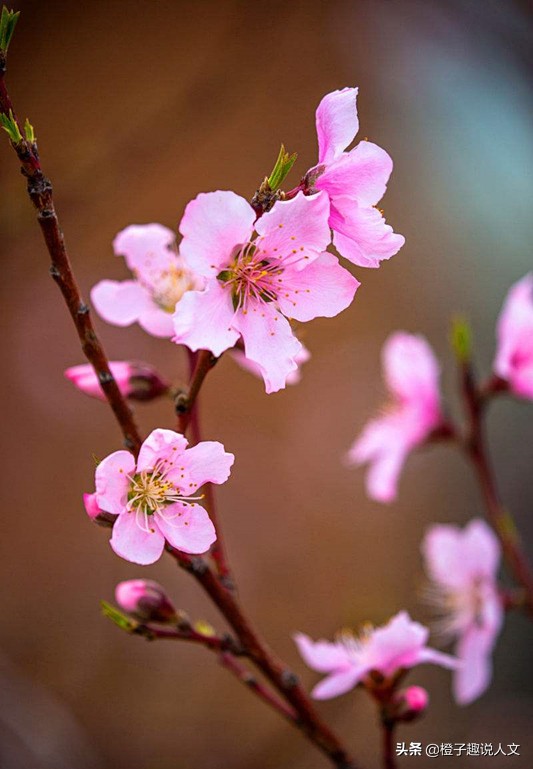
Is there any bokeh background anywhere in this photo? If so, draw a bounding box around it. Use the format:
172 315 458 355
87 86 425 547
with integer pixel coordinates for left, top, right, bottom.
0 1 532 767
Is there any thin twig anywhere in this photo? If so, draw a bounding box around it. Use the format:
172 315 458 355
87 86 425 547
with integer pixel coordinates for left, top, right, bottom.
176 349 218 434
459 361 533 615
135 620 298 723
0 53 142 453
219 652 298 724
179 351 234 586
171 549 360 769
381 721 397 769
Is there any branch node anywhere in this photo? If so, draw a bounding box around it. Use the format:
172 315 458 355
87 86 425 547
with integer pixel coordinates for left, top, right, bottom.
280 669 299 689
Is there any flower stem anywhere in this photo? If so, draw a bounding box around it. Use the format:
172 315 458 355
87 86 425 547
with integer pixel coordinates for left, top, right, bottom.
459 361 533 615
176 349 218 434
0 54 142 454
381 721 397 769
177 350 234 587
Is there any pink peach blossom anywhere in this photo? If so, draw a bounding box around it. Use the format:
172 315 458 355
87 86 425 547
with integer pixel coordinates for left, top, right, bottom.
172 190 358 393
91 223 201 338
87 428 234 565
64 361 169 402
295 611 457 700
347 332 443 503
306 87 404 268
494 273 533 399
422 519 503 705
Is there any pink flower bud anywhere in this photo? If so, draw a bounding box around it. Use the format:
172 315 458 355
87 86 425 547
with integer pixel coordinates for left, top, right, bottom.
83 492 102 520
115 580 177 623
65 361 169 402
391 686 429 722
83 493 115 527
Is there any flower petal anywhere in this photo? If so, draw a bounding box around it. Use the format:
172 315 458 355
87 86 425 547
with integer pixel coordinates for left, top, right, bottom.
91 279 153 327
347 413 411 503
255 192 331 264
169 441 234 492
155 502 216 554
331 200 405 268
421 519 502 590
231 342 311 385
113 223 176 281
138 307 175 338
312 668 363 700
234 301 302 394
294 633 350 673
382 332 441 408
95 450 135 516
494 273 533 399
316 141 393 206
179 191 255 277
136 428 189 473
316 87 359 165
110 510 165 565
461 519 501 580
276 252 359 322
172 281 240 357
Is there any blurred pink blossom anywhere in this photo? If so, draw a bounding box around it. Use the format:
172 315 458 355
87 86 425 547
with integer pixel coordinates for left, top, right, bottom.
64 361 169 401
91 224 201 338
295 611 456 700
347 332 443 503
494 273 533 399
422 519 503 705
172 190 358 393
87 428 234 565
306 87 404 268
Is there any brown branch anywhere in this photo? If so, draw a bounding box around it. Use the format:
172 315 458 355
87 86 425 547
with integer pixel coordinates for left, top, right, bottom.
219 652 298 724
0 54 142 453
459 361 533 615
170 549 360 769
381 721 397 769
178 350 234 586
176 349 218 434
134 620 298 723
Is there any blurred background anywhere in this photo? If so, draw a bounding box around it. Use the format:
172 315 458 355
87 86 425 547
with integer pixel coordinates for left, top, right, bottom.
0 1 532 767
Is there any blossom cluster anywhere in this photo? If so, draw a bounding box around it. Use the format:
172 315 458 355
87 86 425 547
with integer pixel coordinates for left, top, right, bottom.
63 84 533 738
88 87 402 394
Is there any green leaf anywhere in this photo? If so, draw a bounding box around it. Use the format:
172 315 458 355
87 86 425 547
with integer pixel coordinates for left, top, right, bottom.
450 316 472 364
0 7 20 54
24 117 35 143
0 109 22 143
101 600 139 633
267 143 298 191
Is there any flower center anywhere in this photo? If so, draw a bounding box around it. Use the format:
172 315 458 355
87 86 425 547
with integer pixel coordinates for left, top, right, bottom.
425 577 487 638
152 265 197 313
127 471 183 516
335 623 375 660
217 243 282 312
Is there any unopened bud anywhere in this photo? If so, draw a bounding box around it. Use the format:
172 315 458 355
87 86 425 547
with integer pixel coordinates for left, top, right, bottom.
83 493 115 527
115 580 177 623
390 686 429 723
65 361 169 402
